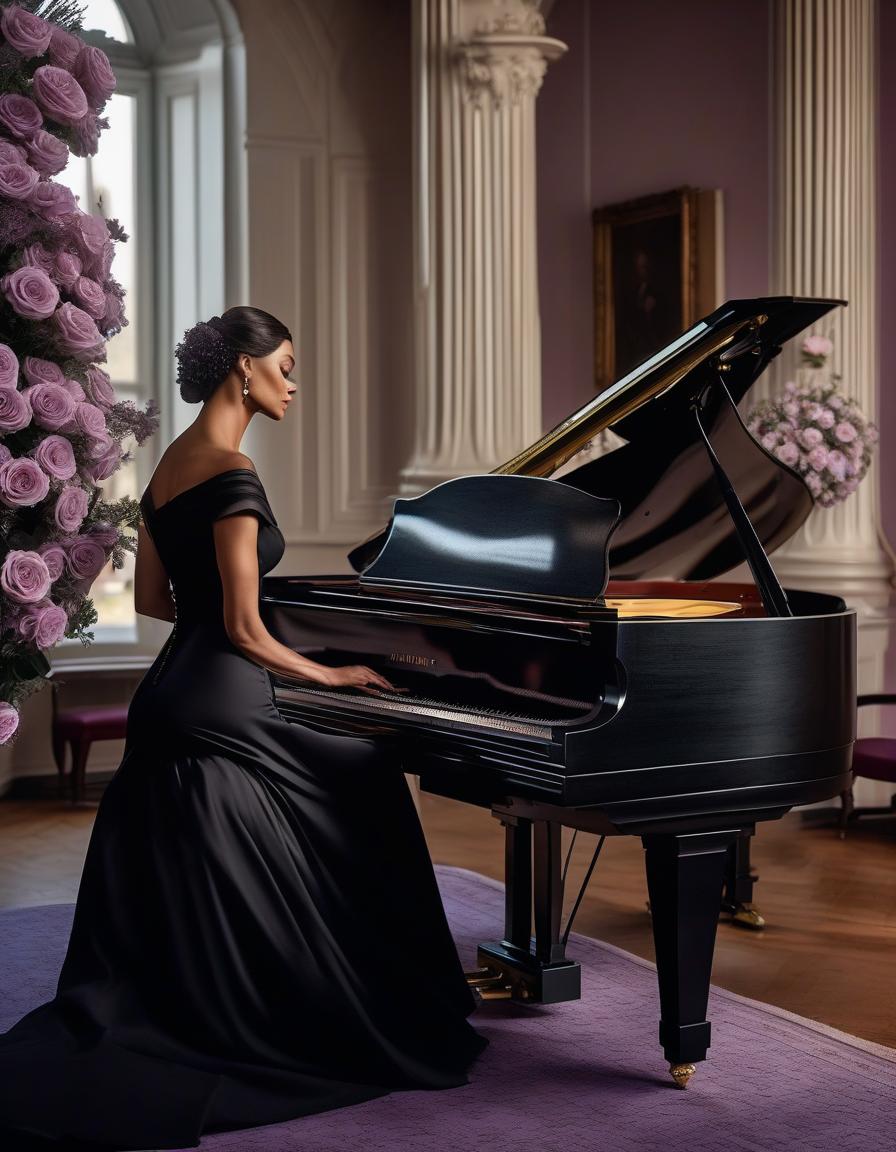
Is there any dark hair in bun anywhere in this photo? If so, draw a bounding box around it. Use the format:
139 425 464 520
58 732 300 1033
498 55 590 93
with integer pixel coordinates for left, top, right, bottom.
174 306 293 403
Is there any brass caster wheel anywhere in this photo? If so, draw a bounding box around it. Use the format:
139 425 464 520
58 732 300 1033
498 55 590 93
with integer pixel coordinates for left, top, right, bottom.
670 1062 696 1089
730 903 766 930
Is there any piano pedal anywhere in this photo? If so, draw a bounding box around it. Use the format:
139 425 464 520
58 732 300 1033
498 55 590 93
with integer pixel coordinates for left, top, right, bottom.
463 966 496 984
471 981 515 1001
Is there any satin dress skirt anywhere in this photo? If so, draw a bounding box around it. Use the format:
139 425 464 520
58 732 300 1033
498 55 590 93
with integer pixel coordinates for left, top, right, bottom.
0 623 489 1150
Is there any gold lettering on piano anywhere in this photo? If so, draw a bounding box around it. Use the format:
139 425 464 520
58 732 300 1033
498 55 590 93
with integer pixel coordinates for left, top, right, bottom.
388 652 435 667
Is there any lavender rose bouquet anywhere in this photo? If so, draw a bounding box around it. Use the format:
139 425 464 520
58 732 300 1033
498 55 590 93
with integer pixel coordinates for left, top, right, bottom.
745 333 878 509
0 2 159 746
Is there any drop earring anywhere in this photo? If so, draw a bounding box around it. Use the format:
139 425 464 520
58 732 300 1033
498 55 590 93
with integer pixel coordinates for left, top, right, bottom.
242 373 250 398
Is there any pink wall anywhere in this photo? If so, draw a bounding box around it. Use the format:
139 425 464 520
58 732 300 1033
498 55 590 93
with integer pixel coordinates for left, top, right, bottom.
537 0 771 431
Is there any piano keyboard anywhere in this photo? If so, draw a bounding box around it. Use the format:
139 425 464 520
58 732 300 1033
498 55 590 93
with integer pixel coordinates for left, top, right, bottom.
272 682 557 739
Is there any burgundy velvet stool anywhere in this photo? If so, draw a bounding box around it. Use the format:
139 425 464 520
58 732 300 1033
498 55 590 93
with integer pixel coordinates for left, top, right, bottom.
840 693 896 837
50 679 128 805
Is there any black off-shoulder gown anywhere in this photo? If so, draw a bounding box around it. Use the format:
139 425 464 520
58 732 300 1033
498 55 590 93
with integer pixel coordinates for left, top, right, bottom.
0 468 488 1150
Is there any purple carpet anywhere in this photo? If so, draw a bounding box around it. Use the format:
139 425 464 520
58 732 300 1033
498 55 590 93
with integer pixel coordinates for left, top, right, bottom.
2 864 894 1151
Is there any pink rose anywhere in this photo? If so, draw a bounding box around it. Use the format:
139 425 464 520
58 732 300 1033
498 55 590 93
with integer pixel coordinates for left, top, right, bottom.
103 290 125 329
0 93 43 139
0 160 39 200
19 239 56 276
36 541 67 581
16 599 68 648
0 456 50 506
834 421 857 443
25 128 69 177
55 484 89 532
816 408 835 429
807 446 829 471
86 365 115 407
775 442 800 468
73 46 117 108
1 548 52 603
760 432 778 451
804 472 822 498
0 343 19 389
52 302 105 361
798 426 823 449
1 265 59 319
65 534 106 580
47 25 82 71
0 702 20 745
72 275 106 319
33 433 77 480
84 439 120 481
24 380 76 430
31 65 89 126
802 334 833 359
827 449 847 481
29 179 78 220
0 387 31 432
22 355 64 388
0 5 53 58
70 111 100 157
54 250 83 289
783 400 799 419
75 211 108 256
0 140 27 164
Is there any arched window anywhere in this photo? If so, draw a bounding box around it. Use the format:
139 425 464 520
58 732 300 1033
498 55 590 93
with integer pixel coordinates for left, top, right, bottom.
52 1 247 655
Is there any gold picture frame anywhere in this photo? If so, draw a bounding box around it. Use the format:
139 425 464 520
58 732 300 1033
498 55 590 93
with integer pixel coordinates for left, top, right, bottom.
592 186 722 392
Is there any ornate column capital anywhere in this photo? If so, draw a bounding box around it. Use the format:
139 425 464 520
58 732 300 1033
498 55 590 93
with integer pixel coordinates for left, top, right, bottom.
455 0 566 108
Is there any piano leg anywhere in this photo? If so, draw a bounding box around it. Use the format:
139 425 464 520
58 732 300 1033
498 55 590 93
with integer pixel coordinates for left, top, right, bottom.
642 829 739 1088
470 814 582 1004
720 831 765 929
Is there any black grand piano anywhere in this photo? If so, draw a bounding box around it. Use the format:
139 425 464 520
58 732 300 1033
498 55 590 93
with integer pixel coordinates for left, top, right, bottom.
260 296 856 1088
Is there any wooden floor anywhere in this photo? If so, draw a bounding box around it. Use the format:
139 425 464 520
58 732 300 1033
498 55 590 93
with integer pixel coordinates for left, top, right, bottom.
0 789 893 1047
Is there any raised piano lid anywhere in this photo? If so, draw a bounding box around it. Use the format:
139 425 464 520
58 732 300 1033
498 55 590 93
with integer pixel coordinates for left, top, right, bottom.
348 295 845 583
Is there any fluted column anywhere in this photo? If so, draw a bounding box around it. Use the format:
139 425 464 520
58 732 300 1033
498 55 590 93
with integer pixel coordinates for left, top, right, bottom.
767 0 895 801
400 0 566 494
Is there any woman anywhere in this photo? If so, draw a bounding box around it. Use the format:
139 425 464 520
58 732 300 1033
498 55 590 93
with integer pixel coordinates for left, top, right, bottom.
0 306 489 1150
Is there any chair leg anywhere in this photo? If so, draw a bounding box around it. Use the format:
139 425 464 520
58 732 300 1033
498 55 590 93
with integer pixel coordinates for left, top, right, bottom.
839 786 854 839
70 740 91 806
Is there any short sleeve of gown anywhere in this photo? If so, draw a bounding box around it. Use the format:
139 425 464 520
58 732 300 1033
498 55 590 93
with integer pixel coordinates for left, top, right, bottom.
208 471 278 530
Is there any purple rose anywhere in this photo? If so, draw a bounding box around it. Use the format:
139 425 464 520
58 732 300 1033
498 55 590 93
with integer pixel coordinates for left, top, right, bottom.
20 240 56 276
22 355 64 387
33 433 76 480
1 265 59 319
65 534 106 580
834 421 857 443
55 484 89 532
88 521 119 548
0 443 11 465
16 598 69 648
0 701 20 745
72 275 106 319
775 442 800 468
73 46 117 108
0 93 43 139
0 5 53 58
0 160 39 200
807 445 829 471
69 111 99 157
31 65 89 126
103 290 125 329
29 179 78 221
86 365 115 407
53 302 105 361
0 455 51 505
84 439 120 481
36 541 66 581
0 140 27 164
0 343 19 389
62 376 86 402
25 127 69 177
75 211 108 256
74 400 107 438
54 249 83 289
24 380 76 430
1 548 52 603
0 387 31 432
47 25 81 71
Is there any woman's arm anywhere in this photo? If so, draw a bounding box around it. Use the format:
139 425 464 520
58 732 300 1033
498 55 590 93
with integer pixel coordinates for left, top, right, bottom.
134 519 175 623
213 512 396 692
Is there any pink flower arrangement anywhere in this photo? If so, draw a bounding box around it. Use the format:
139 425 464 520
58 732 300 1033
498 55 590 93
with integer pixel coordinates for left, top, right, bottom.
0 1 160 745
746 333 878 508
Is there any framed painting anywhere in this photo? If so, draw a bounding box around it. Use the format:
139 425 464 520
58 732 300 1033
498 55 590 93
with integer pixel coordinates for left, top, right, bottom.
592 186 722 391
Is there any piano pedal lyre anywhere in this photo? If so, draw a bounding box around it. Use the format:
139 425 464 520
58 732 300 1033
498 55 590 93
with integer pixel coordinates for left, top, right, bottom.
464 965 514 1000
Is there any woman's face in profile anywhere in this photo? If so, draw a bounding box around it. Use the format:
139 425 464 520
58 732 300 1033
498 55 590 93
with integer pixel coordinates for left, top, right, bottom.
249 339 297 420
